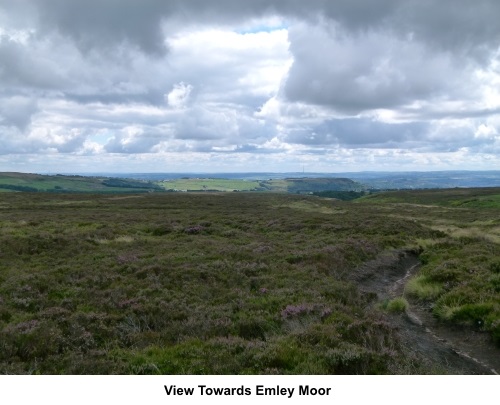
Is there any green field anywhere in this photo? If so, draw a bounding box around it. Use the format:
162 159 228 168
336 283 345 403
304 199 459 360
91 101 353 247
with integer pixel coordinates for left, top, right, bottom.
159 177 364 193
0 188 498 374
160 178 261 192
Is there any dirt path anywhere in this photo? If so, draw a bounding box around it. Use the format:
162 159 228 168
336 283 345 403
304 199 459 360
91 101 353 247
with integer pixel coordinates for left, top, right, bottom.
353 250 500 375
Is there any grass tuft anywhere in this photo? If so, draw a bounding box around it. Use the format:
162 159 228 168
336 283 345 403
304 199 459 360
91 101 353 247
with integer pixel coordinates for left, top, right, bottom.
385 297 409 313
405 275 443 300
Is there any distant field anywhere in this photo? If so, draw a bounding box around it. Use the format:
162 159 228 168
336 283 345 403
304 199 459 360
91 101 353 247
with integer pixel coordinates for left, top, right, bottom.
159 178 261 191
159 177 363 193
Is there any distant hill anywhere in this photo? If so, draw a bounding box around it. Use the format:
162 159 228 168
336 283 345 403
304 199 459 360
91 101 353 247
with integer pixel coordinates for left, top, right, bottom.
340 171 500 189
0 172 162 193
287 177 363 192
0 173 366 194
78 170 500 189
3 171 500 193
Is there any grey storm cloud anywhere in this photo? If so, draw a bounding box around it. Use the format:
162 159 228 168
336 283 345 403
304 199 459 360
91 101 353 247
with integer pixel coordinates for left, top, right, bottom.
4 1 500 99
286 118 430 148
5 0 500 55
282 22 473 113
33 0 172 56
0 96 38 130
173 105 273 144
283 117 498 154
0 34 69 91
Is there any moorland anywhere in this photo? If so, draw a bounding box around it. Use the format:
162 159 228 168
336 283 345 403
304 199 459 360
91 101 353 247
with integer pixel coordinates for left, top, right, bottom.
0 175 499 374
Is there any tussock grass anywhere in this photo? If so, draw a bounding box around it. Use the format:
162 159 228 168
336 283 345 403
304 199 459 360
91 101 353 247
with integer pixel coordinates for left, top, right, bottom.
406 275 443 300
385 297 409 313
430 224 500 244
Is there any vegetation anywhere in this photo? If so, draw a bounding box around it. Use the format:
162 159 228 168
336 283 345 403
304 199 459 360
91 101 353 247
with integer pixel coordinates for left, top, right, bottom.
359 187 500 209
101 178 162 191
160 178 261 192
3 171 500 194
408 238 500 342
159 177 364 193
0 172 162 193
381 297 409 314
313 190 367 201
275 177 363 193
350 171 500 190
0 185 498 374
365 188 500 344
0 172 364 194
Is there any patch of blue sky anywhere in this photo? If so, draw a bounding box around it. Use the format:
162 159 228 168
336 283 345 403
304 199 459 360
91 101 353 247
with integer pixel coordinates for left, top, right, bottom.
89 132 112 145
237 25 288 35
235 18 289 35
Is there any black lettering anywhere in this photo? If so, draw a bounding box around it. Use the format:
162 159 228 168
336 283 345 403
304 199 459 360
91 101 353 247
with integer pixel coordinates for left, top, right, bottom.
164 385 194 395
299 386 331 396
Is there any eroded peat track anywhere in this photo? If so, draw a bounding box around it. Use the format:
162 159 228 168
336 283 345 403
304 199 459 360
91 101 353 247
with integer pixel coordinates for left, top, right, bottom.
353 250 500 375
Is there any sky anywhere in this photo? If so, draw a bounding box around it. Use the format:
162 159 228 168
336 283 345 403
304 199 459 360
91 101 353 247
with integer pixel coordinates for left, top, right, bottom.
0 0 499 173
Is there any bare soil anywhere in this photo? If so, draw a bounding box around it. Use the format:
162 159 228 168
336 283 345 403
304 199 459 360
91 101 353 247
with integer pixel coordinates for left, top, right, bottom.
352 250 500 374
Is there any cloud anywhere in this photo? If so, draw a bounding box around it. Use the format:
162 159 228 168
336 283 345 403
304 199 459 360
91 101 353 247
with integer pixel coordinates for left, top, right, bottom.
104 126 171 153
0 0 499 172
166 82 193 109
391 1 500 60
0 33 69 91
283 21 474 114
32 0 171 56
286 118 430 148
11 1 499 55
0 96 38 130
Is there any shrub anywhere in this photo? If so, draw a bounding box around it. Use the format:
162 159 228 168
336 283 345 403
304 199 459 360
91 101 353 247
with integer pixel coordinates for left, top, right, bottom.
148 224 173 236
281 304 312 319
236 318 268 340
490 261 500 274
184 225 204 234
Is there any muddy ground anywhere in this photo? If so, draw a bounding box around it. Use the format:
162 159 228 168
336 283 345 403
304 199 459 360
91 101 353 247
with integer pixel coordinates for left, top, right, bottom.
352 250 500 375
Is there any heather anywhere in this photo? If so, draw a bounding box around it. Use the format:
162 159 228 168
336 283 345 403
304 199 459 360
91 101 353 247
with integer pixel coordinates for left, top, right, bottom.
0 189 498 374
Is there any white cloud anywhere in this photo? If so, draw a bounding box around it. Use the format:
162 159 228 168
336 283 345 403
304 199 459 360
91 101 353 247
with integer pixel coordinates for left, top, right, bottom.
166 82 193 109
